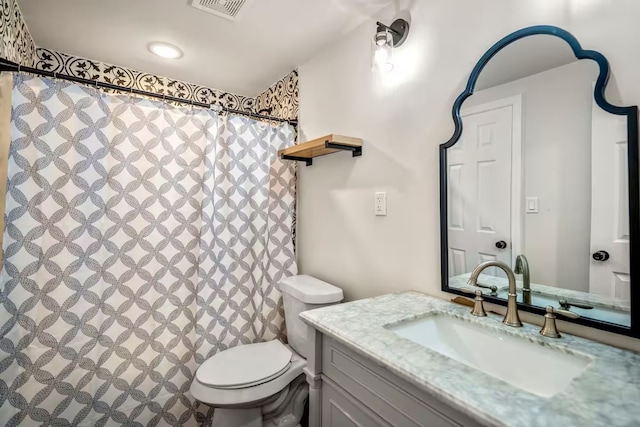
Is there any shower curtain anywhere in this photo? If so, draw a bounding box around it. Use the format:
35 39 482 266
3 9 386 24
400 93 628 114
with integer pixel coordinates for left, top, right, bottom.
0 74 297 426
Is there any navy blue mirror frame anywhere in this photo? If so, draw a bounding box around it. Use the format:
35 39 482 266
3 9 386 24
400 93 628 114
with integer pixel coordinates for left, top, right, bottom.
439 25 640 338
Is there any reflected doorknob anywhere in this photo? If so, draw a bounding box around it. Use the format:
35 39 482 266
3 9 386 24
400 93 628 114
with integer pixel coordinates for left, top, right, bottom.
495 241 508 249
592 250 610 262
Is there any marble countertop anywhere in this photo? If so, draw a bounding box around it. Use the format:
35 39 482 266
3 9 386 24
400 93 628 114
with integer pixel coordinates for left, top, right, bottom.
300 292 640 427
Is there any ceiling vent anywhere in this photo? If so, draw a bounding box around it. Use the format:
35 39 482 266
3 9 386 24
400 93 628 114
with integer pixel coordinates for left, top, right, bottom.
190 0 251 21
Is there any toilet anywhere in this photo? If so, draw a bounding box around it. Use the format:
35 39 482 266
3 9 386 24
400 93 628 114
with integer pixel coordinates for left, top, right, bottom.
190 275 343 427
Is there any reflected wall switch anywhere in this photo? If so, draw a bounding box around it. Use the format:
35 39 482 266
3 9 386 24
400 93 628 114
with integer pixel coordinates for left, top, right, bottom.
526 197 539 214
375 192 387 216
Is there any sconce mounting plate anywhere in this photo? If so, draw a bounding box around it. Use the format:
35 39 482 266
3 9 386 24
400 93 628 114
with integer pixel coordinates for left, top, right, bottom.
377 18 410 47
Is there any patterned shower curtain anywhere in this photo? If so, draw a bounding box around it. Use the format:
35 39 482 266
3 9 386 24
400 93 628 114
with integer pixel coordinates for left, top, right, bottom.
0 75 297 426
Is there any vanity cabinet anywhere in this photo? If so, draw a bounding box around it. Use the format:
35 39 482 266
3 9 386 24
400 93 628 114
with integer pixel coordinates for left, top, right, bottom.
307 331 484 427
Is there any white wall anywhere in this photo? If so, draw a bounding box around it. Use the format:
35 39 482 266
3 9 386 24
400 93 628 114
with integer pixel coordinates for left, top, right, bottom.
466 60 597 292
297 0 640 351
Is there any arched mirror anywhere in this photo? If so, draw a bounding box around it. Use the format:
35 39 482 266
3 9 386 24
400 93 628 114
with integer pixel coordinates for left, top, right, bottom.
440 26 639 337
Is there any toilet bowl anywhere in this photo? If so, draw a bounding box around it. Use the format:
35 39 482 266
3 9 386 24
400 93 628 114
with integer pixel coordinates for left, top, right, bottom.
190 275 343 427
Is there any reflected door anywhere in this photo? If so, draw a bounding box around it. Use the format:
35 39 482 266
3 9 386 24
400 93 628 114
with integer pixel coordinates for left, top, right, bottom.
447 104 513 276
590 99 631 298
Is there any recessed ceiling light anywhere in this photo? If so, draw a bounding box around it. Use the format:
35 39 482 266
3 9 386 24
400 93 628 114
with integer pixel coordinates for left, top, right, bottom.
148 42 183 59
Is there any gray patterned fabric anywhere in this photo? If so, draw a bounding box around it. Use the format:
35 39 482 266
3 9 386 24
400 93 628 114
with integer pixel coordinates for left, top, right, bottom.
0 74 297 426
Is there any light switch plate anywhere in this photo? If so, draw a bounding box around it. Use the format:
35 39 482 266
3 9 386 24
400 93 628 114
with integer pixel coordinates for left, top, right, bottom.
526 197 539 214
375 192 387 216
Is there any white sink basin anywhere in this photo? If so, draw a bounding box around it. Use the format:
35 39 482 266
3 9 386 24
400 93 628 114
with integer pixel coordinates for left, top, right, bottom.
387 314 591 397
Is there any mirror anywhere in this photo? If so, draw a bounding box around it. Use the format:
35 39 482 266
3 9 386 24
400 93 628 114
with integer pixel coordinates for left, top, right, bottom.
440 26 639 337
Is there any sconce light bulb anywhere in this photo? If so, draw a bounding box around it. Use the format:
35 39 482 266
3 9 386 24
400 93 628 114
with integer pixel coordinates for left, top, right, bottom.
375 31 390 46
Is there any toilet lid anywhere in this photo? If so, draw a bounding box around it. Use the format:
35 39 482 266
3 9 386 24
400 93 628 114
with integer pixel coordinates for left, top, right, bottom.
196 340 293 389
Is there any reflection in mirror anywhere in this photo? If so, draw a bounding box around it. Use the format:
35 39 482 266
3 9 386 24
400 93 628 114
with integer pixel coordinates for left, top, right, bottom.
446 35 631 327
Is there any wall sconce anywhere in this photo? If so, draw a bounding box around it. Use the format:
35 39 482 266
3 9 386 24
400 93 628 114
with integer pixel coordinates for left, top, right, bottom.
372 16 410 73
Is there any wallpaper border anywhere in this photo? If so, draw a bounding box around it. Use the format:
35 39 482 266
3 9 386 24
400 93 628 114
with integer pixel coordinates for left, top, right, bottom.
254 69 299 121
35 47 256 111
0 0 36 67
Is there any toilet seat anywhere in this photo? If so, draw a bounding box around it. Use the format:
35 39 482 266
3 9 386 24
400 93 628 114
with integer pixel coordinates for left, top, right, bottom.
197 340 293 389
191 344 306 407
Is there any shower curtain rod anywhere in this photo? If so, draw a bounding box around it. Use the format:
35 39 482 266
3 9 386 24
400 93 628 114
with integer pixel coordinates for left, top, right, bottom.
0 59 298 126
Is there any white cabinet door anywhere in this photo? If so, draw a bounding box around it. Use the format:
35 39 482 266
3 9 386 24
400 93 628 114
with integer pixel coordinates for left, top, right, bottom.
590 100 631 299
447 103 513 276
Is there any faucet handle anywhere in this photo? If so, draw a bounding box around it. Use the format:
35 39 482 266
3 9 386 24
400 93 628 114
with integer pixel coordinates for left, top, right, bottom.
473 282 498 293
540 306 579 338
552 306 580 319
558 299 593 310
460 288 488 317
467 278 498 295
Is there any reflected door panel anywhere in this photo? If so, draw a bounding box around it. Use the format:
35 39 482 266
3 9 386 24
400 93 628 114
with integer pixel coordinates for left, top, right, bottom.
448 105 513 277
590 97 631 298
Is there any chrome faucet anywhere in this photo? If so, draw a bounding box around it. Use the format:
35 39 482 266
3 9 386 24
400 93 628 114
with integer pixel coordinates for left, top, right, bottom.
468 261 523 327
514 255 531 305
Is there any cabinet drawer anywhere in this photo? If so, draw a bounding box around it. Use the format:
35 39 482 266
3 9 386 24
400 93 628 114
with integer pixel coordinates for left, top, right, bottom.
322 336 483 427
322 377 390 427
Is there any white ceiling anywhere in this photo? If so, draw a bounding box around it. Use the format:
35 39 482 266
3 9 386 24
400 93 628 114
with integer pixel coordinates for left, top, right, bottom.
476 35 579 90
17 0 389 97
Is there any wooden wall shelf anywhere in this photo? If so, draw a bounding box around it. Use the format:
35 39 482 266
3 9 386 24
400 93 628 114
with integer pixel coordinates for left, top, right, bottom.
278 134 363 166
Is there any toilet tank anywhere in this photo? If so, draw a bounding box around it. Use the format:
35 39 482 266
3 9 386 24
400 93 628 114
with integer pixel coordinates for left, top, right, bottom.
279 275 343 358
